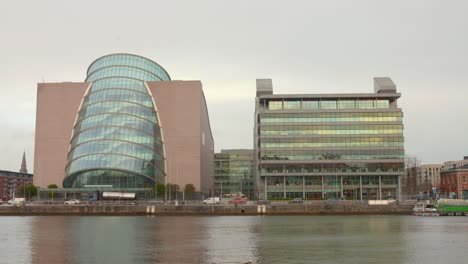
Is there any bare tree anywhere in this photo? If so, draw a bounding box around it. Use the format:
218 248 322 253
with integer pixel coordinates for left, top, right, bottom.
403 155 421 195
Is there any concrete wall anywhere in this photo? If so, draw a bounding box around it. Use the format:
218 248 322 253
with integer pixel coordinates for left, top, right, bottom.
0 204 414 216
34 83 89 187
199 90 214 195
148 81 214 195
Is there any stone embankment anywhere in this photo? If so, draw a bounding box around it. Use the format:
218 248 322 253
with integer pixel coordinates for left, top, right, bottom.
0 203 414 216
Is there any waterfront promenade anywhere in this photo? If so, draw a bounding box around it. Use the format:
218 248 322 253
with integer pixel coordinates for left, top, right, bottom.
0 200 414 216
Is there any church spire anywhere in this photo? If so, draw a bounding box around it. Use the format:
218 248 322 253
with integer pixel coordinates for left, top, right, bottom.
20 151 28 174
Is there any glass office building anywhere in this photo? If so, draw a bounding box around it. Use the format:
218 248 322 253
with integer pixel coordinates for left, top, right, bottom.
63 54 170 188
214 149 255 199
254 78 405 200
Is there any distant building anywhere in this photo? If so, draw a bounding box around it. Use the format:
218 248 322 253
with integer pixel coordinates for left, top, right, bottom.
254 78 405 200
214 149 254 199
34 54 214 196
0 153 33 200
417 164 442 191
442 156 468 171
440 164 468 199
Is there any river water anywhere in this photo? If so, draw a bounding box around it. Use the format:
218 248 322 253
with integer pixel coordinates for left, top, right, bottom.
0 215 467 264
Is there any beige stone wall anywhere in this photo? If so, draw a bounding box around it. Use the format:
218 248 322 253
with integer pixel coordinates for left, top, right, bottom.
148 81 214 195
199 89 214 195
33 83 89 187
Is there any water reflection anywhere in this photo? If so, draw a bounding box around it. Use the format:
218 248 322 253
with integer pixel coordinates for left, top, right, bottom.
253 216 406 264
0 215 466 264
0 217 32 264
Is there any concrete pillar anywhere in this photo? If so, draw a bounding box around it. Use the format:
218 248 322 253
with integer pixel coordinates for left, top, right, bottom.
379 176 382 200
321 176 325 199
340 176 343 198
360 175 363 201
397 175 401 201
302 176 305 199
264 176 267 200
283 176 286 199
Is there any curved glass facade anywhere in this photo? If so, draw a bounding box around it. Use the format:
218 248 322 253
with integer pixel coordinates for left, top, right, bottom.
64 54 170 188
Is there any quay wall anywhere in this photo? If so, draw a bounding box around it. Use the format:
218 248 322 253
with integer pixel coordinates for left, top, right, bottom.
0 204 414 216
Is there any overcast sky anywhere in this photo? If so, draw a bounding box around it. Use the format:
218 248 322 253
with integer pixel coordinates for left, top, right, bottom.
0 0 467 172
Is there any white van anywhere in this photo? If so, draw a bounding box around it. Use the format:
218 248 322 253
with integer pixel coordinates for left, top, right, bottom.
8 198 26 206
203 197 220 204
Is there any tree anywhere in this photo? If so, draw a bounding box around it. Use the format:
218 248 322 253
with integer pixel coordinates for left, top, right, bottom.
155 183 166 198
166 183 180 200
184 184 195 200
18 184 38 199
403 155 421 196
47 184 58 198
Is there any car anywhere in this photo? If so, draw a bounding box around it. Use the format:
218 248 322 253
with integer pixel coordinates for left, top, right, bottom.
229 198 247 205
256 200 270 205
0 199 3 205
8 198 26 206
289 198 303 204
203 197 221 204
64 199 81 205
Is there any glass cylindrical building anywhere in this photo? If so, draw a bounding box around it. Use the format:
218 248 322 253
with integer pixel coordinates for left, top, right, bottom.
63 54 170 188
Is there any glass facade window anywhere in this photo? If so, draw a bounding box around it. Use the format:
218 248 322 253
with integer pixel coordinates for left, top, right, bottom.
268 101 282 110
283 100 300 110
262 99 392 111
260 112 403 124
214 151 254 198
357 100 374 109
320 100 337 109
375 100 390 108
302 100 319 109
64 54 170 189
338 100 355 109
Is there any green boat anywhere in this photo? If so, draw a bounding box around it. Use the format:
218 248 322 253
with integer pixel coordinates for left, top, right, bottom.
437 199 468 216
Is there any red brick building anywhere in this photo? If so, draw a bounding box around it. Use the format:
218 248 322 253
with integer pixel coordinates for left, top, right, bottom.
440 164 468 199
0 170 33 200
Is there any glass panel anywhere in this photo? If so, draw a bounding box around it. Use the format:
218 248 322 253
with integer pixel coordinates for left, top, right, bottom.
283 100 300 110
302 100 319 109
268 101 283 110
357 100 374 109
338 100 355 109
320 101 337 109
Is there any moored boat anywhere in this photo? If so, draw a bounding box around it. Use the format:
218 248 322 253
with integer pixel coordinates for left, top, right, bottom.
412 201 439 216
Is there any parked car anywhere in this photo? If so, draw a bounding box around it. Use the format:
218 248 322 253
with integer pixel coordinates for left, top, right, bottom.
289 198 303 204
229 198 248 205
203 197 220 204
64 199 81 205
0 199 3 205
256 200 270 205
8 198 26 206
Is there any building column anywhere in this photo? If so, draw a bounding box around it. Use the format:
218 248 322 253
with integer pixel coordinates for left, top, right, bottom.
302 176 305 199
379 175 382 200
360 175 363 201
283 176 286 199
321 176 325 199
264 176 267 200
397 175 401 201
340 176 343 198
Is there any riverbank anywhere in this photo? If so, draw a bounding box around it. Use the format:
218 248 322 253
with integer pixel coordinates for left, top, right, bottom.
0 204 414 216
